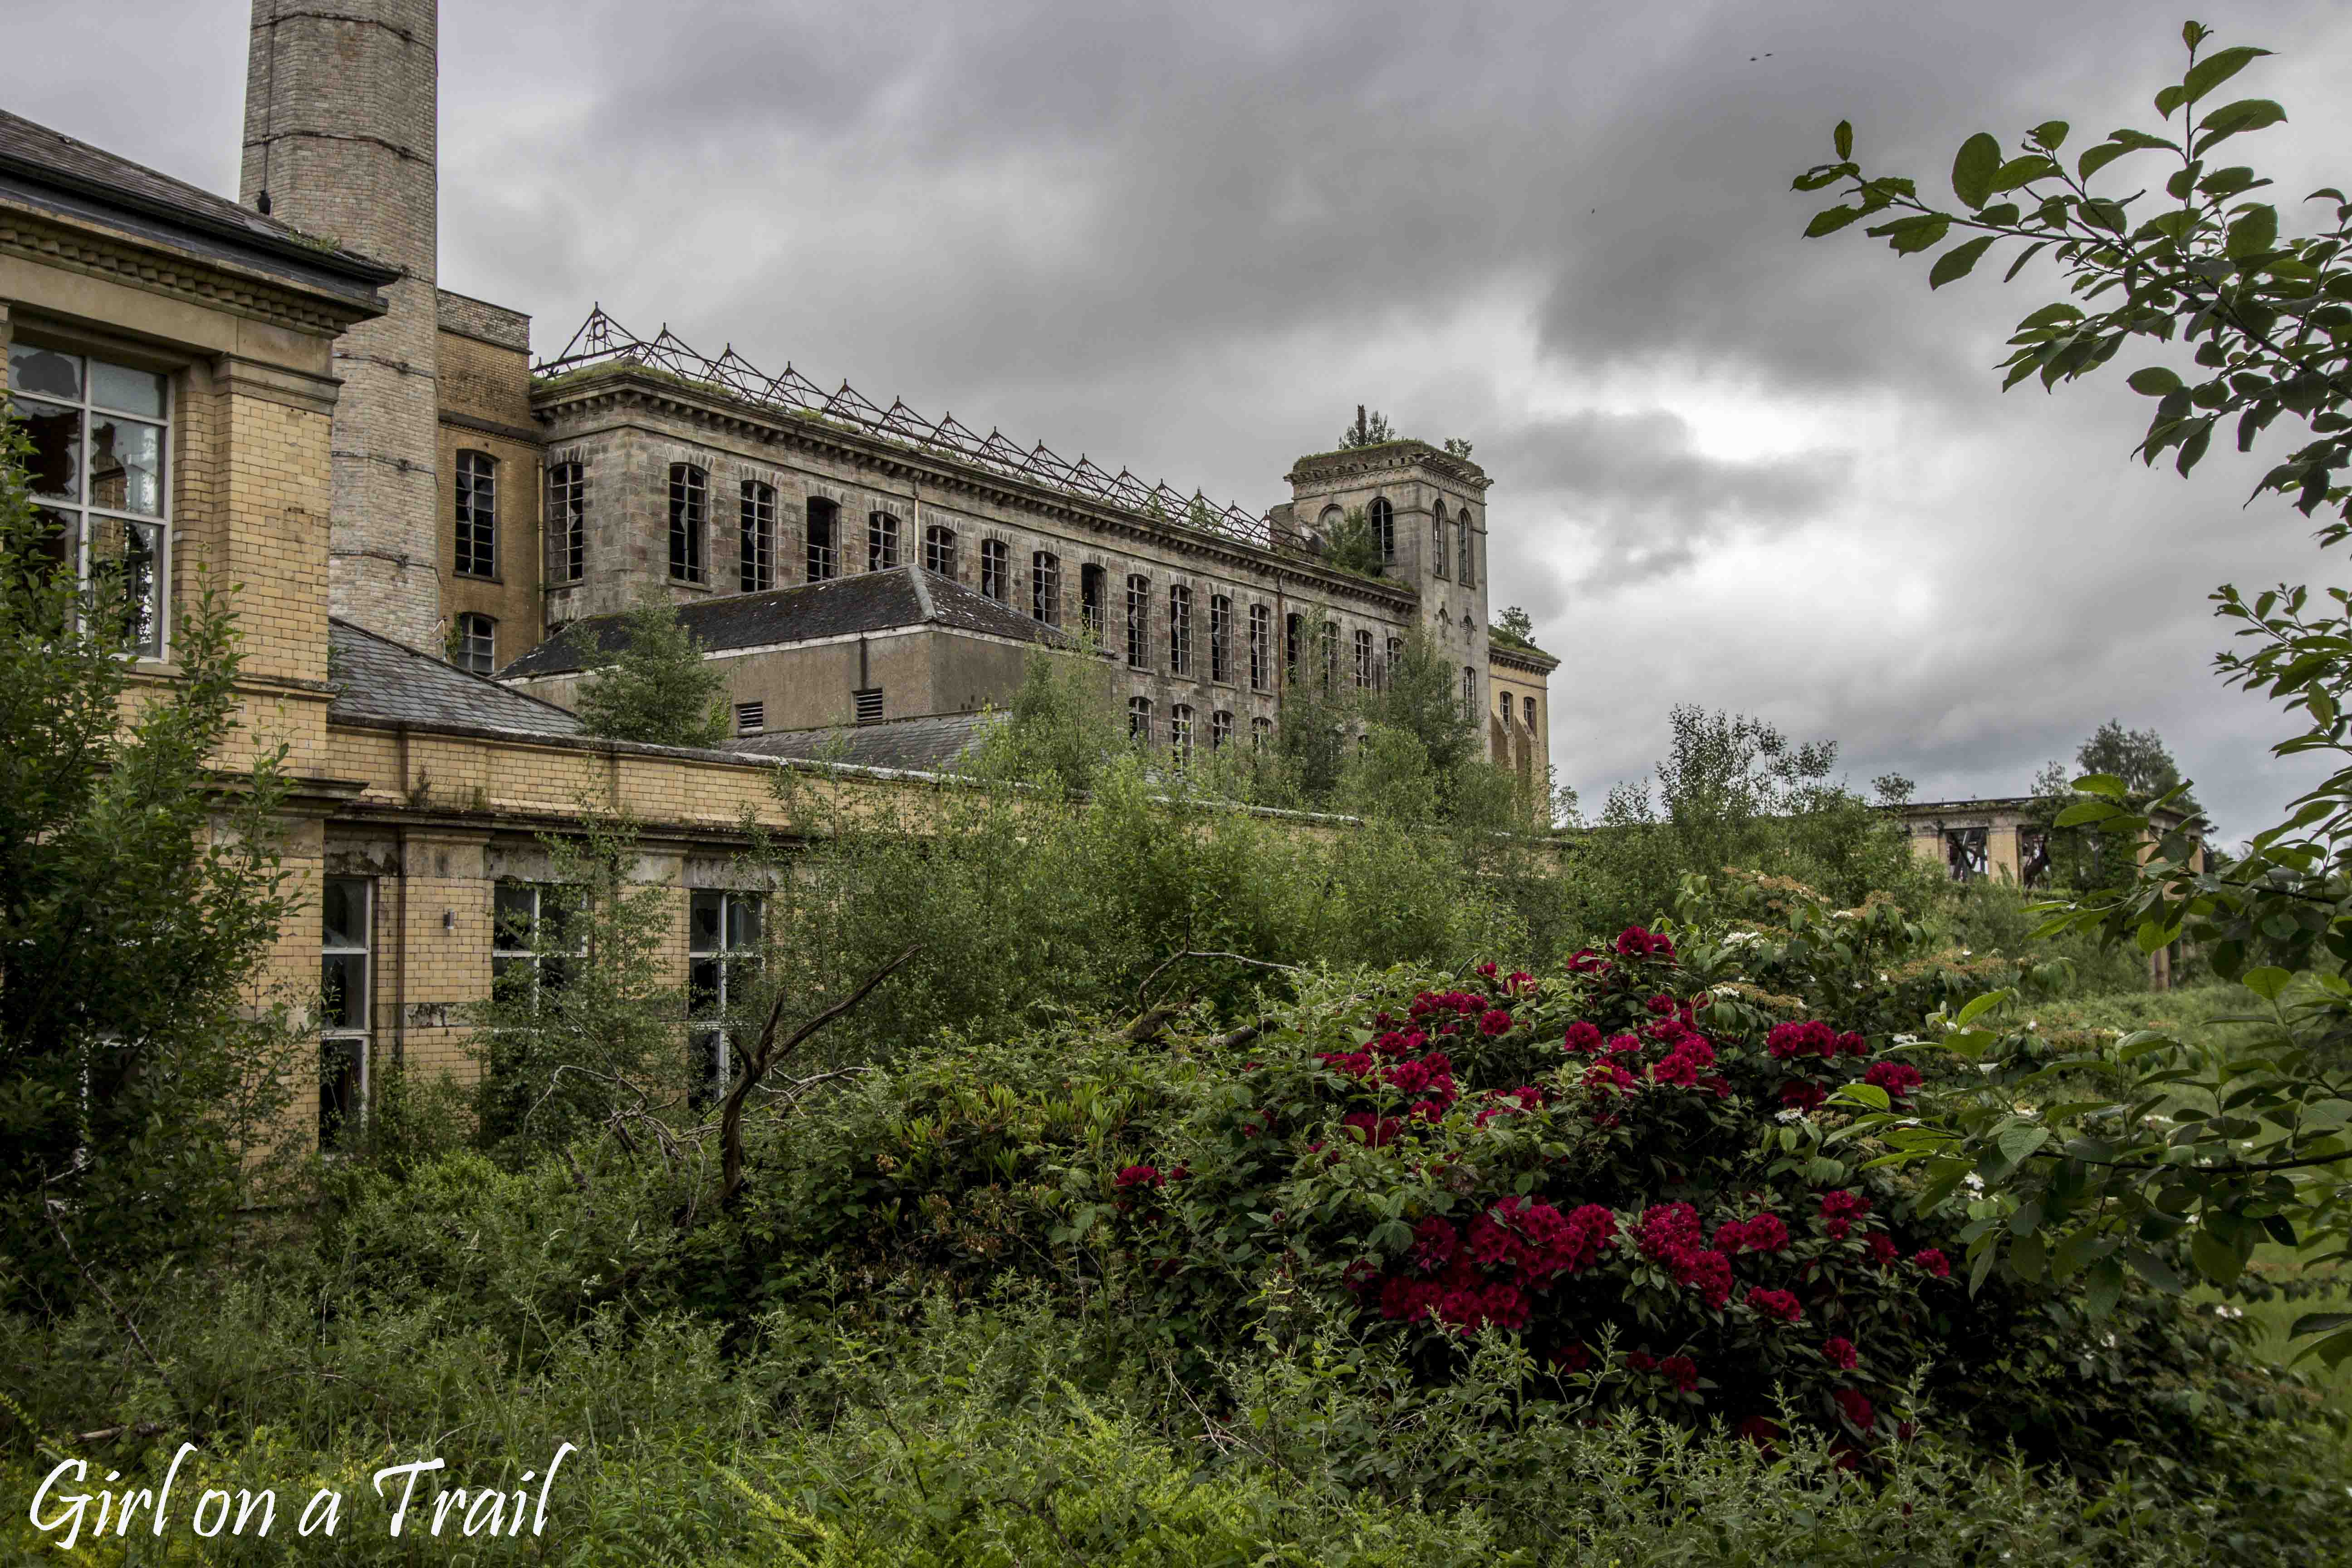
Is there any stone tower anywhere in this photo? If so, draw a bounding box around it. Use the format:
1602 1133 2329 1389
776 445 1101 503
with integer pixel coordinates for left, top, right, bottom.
240 0 443 648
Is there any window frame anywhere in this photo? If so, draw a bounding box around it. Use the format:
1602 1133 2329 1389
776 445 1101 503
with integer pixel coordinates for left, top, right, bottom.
1169 702 1193 763
1353 627 1374 690
668 463 707 584
1457 510 1475 586
1080 564 1106 639
867 510 900 572
1127 695 1153 743
491 881 584 1004
1432 501 1449 580
1210 710 1233 750
549 461 586 584
1031 550 1061 625
1209 594 1231 684
807 495 839 581
455 611 497 675
980 539 1011 602
1248 603 1271 691
454 449 497 579
689 889 763 1110
1125 574 1151 669
740 480 776 592
1167 584 1192 676
1368 496 1395 564
924 524 957 577
6 339 173 658
319 876 372 1152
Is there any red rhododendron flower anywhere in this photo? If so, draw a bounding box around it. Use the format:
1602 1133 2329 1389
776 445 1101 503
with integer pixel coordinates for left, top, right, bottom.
1735 1415 1781 1449
1911 1248 1951 1278
1746 1287 1803 1323
1476 961 1499 979
1833 1388 1875 1429
1342 1111 1403 1148
1768 1019 1837 1060
1862 1060 1923 1100
1318 1050 1375 1078
1379 1276 1439 1321
1637 1203 1704 1259
1819 1189 1872 1221
1658 1354 1700 1393
1822 1336 1858 1370
1551 1342 1593 1374
1114 1164 1163 1190
1583 1060 1638 1092
1408 1098 1448 1123
1719 1213 1788 1254
1341 1258 1382 1294
1563 1020 1604 1054
1835 1031 1868 1058
1411 1216 1458 1272
1481 1281 1531 1331
1565 948 1611 975
1625 1350 1656 1372
1824 1218 1851 1240
1779 1080 1828 1113
1868 1233 1899 1266
1506 970 1535 994
1646 994 1678 1016
1478 1008 1514 1036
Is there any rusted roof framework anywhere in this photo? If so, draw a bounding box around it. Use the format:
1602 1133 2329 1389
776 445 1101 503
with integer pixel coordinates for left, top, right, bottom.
538 307 1276 549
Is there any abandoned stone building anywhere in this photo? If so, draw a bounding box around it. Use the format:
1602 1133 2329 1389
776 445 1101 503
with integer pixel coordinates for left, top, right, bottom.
1 0 1557 1151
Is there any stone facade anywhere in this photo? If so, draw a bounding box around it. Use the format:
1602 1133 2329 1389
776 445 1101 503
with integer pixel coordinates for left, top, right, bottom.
241 0 443 649
436 289 542 670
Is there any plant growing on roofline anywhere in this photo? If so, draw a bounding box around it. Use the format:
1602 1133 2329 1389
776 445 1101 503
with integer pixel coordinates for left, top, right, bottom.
1790 20 2352 1361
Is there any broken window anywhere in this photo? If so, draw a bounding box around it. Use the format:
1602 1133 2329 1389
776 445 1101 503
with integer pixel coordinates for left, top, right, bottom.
668 463 706 583
924 524 956 576
548 461 585 583
455 611 496 675
1432 502 1449 580
2019 829 2051 890
1354 628 1374 689
980 539 1010 601
806 495 838 581
1248 603 1271 691
455 450 496 578
1210 710 1233 750
1081 564 1106 638
1168 584 1192 675
1209 594 1231 683
1032 551 1061 624
740 480 775 592
1368 496 1394 563
688 889 761 1111
1944 826 1989 882
1126 574 1150 669
867 510 900 571
1127 695 1152 742
1170 703 1193 764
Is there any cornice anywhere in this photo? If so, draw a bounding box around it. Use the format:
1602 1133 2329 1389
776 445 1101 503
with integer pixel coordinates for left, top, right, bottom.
0 201 382 338
1286 440 1493 494
1487 643 1560 675
534 373 1418 612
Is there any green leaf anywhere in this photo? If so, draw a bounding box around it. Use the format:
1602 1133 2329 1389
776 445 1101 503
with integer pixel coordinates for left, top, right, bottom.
2298 1328 2352 1369
1990 155 2059 191
2126 366 2183 396
1928 235 1995 289
2028 121 2069 151
2074 772 2127 799
2185 46 2272 102
2300 1098 2352 1130
2009 1230 2047 1281
2083 1255 2125 1318
2291 1311 2352 1339
2053 800 2123 827
2240 965 2292 1001
1836 1083 1891 1112
2078 141 2140 181
1889 216 1951 256
1952 133 2002 209
2154 85 2186 120
1996 1122 2049 1164
2189 1226 2243 1286
2225 203 2278 258
1834 119 1853 160
1805 205 1866 238
2194 98 2288 156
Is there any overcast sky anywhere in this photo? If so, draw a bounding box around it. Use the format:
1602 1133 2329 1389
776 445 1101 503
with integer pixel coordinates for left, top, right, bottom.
15 0 2352 836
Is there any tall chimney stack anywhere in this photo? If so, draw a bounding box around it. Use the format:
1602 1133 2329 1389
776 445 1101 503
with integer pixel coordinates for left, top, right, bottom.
242 0 443 649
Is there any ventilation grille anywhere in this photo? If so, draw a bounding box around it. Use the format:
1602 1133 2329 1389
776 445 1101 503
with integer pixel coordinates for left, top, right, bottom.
853 688 884 725
734 701 764 735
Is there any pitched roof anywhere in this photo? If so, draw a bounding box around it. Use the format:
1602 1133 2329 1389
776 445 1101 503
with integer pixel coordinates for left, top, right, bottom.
727 711 1007 772
329 619 584 738
498 566 1073 680
0 109 395 308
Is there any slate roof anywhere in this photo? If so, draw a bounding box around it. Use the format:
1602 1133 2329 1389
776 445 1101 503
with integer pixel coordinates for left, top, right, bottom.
498 566 1072 680
329 619 584 738
0 109 395 309
727 711 1008 772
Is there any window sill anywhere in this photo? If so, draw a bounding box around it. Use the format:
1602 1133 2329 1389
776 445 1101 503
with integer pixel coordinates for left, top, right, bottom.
454 571 503 586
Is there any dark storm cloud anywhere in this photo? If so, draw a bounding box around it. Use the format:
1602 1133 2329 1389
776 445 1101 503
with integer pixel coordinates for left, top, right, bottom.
11 0 2352 834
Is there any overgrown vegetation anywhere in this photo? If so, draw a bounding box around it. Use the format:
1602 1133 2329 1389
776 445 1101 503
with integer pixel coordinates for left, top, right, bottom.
569 590 730 748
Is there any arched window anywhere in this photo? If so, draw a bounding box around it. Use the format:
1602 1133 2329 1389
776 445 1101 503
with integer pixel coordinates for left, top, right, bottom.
1210 710 1234 750
1248 604 1271 691
1385 635 1402 686
1524 695 1537 730
1461 665 1476 715
1251 715 1272 749
1457 510 1475 586
867 510 900 571
1125 574 1150 668
1081 564 1107 637
548 461 585 583
455 450 496 578
1432 501 1449 580
740 480 775 592
668 463 706 583
1368 496 1394 563
1284 612 1303 680
924 525 956 576
455 611 496 675
1209 594 1232 683
806 495 838 580
1167 584 1193 675
1353 627 1374 689
1032 551 1061 624
980 539 1010 601
1170 703 1193 763
1321 620 1338 692
1128 695 1153 742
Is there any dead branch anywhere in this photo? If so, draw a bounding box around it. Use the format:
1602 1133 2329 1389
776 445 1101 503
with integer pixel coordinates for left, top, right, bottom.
717 946 920 1208
74 1421 167 1445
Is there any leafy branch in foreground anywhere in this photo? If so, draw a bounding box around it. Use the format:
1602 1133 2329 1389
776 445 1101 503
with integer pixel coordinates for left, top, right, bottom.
1793 20 2352 1362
